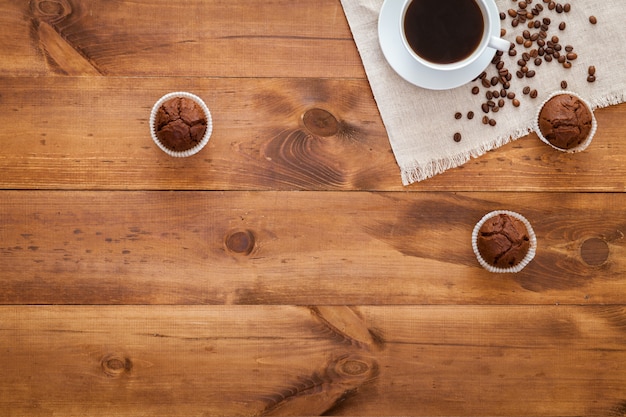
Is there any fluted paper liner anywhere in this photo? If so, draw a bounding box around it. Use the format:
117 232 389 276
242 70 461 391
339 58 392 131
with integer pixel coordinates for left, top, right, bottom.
534 90 597 153
150 92 213 157
472 210 537 273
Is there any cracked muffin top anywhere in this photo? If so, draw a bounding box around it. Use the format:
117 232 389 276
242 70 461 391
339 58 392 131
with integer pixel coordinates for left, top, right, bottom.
155 97 207 152
476 213 531 269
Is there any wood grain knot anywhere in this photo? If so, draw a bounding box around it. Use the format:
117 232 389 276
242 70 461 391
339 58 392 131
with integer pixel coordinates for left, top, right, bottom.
302 108 339 137
31 0 71 23
330 355 377 382
101 354 132 378
225 230 255 255
580 237 609 266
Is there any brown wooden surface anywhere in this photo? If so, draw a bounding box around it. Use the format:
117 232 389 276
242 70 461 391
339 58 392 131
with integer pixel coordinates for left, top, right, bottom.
1 0 625 416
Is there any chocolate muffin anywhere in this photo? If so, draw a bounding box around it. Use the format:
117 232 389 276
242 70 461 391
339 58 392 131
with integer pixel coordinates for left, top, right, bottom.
154 97 207 152
538 93 593 150
476 213 531 269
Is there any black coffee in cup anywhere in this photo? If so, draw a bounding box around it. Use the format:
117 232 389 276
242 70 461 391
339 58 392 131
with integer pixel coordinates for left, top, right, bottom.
403 0 485 64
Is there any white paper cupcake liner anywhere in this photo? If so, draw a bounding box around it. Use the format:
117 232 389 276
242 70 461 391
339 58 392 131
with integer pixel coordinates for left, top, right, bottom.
534 90 597 153
472 210 537 273
149 91 213 157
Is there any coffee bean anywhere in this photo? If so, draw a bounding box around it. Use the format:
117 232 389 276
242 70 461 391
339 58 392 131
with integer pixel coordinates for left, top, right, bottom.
523 30 531 39
498 98 505 107
489 119 497 126
556 4 563 13
518 59 527 67
519 1 527 9
559 22 566 30
588 65 596 75
526 70 536 78
543 17 551 25
492 90 500 98
486 91 493 100
472 86 480 95
507 92 516 99
524 40 533 48
501 28 507 37
482 103 490 113
554 44 562 51
548 1 556 10
487 100 496 108
453 132 462 142
455 112 462 119
564 45 573 52
530 89 538 98
509 49 518 57
566 52 577 60
589 15 597 24
558 55 566 64
530 32 539 41
500 11 506 20
508 9 518 17
587 75 596 83
563 3 571 12
500 89 506 97
563 61 572 69
490 77 499 86
534 58 542 66
492 106 500 113
482 115 489 124
516 35 524 44
523 86 531 94
513 98 521 107
551 35 559 43
544 54 553 62
482 78 491 88
496 61 505 70
522 52 531 61
512 18 519 27
561 80 568 89
467 111 474 120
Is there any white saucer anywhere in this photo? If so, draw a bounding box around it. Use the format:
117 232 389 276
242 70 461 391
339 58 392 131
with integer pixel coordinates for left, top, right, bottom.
378 0 502 90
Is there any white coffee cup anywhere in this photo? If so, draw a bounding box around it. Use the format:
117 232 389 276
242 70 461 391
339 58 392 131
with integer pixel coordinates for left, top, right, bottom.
400 0 510 72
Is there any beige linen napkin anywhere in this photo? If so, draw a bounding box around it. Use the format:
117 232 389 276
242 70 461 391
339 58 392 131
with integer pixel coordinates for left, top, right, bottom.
340 0 626 184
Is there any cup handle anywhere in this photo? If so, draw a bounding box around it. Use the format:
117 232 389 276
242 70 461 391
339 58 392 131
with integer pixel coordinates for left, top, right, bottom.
488 35 511 52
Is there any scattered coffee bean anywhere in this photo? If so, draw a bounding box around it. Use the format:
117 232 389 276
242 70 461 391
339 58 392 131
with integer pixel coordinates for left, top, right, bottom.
482 78 491 88
566 52 577 60
482 103 490 113
492 106 500 113
534 58 542 66
508 9 518 17
589 15 597 24
556 3 563 13
563 61 572 69
563 3 571 12
482 115 489 125
524 40 533 48
489 119 497 126
507 92 516 99
498 98 505 107
526 70 536 78
486 91 493 100
561 80 568 89
472 86 480 95
453 132 462 142
513 98 521 107
467 111 474 120
559 22 566 30
587 75 596 83
455 112 462 119
530 89 538 98
500 11 506 20
588 65 596 75
523 86 531 94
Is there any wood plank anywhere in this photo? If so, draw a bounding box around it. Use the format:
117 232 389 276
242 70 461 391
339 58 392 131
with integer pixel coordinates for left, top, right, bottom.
1 76 625 191
1 305 624 416
0 0 363 78
1 191 624 305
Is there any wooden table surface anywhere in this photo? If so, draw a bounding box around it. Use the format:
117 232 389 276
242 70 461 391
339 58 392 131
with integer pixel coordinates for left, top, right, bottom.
1 1 625 415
